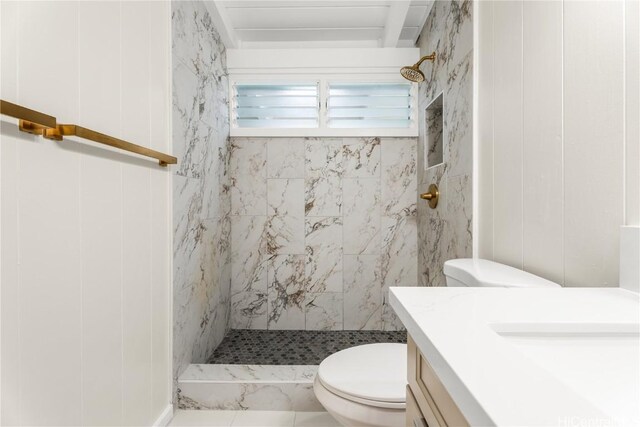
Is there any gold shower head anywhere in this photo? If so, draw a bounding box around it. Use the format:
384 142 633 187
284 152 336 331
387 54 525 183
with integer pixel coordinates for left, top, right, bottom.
400 65 425 83
400 52 436 83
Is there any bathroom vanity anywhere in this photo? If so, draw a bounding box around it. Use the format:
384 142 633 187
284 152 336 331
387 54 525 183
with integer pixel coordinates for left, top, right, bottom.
406 335 468 426
390 287 640 427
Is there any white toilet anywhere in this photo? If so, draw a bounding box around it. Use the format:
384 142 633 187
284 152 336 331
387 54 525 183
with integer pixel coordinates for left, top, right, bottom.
443 258 560 288
313 343 407 427
314 258 560 427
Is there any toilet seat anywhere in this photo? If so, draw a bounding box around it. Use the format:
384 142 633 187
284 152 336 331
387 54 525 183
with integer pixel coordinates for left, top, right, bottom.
314 377 405 427
317 343 407 409
318 379 405 409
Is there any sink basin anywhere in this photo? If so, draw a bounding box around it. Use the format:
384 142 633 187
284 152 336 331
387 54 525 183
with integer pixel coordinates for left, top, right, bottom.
491 322 640 424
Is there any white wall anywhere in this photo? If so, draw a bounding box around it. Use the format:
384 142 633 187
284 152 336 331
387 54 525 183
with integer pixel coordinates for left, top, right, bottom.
626 0 640 227
477 0 639 286
1 1 172 425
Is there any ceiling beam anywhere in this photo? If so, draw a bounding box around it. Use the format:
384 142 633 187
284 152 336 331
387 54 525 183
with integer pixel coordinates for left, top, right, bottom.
411 1 435 45
204 1 240 49
381 0 411 47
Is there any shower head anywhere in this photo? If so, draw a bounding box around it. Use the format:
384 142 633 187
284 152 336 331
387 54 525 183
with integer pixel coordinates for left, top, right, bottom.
400 65 425 83
400 52 436 83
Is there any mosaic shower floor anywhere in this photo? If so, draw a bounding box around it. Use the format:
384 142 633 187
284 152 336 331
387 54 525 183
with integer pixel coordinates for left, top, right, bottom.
207 329 407 365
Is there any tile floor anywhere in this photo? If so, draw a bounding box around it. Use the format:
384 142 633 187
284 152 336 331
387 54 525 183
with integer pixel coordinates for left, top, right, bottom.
208 329 407 365
169 410 340 427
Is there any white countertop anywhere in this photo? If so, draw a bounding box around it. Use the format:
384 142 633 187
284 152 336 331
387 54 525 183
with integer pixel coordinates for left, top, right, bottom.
389 287 640 427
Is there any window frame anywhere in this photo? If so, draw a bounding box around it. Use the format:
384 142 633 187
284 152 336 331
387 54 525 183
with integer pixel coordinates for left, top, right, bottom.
229 74 419 137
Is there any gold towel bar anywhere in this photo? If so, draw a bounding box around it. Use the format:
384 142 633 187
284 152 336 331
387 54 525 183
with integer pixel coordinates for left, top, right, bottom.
1 99 177 167
1 99 57 129
42 124 177 167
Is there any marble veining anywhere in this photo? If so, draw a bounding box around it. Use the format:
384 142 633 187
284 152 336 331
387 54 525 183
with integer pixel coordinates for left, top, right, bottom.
444 52 473 178
343 179 381 255
305 217 343 293
381 215 418 290
179 382 321 411
343 255 383 330
231 289 268 330
305 292 344 331
230 137 417 330
231 215 268 295
305 138 343 177
381 138 418 216
266 215 305 256
417 0 473 288
268 179 304 219
419 164 448 287
230 139 267 216
305 175 342 217
268 138 306 179
230 215 269 329
172 0 231 401
268 255 306 330
380 214 418 330
180 364 318 382
447 174 473 259
343 137 381 178
381 299 406 331
178 363 323 411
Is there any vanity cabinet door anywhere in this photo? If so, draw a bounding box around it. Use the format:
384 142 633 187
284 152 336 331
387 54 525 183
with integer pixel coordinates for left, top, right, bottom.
417 356 468 426
407 385 438 427
407 335 469 427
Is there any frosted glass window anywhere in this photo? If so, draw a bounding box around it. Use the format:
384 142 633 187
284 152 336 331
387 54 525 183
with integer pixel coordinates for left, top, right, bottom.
234 83 319 128
327 83 412 129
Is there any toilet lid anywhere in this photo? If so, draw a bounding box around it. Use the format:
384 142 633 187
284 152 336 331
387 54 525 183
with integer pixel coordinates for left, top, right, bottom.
317 343 407 408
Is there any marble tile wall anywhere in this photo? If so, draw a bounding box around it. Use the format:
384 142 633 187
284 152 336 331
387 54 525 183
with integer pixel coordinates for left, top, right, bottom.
172 0 231 393
417 0 474 287
229 137 418 331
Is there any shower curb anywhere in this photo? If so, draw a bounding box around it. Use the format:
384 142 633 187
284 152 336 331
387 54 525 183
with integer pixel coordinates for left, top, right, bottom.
177 364 324 412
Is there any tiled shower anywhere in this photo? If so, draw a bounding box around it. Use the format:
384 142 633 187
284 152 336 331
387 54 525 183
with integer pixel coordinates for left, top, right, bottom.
170 0 418 408
171 0 473 411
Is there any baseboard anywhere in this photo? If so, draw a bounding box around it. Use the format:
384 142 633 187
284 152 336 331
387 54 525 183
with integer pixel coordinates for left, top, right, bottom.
153 404 174 427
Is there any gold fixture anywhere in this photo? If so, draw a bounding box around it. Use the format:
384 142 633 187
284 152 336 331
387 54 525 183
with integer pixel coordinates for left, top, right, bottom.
1 99 57 130
42 124 176 166
1 99 177 166
420 184 439 209
400 52 436 83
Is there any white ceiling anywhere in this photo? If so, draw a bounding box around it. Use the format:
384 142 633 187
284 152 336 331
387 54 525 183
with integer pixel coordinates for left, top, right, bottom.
206 0 434 49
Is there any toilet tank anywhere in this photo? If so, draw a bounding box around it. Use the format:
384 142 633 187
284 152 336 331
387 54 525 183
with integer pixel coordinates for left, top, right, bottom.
443 258 560 288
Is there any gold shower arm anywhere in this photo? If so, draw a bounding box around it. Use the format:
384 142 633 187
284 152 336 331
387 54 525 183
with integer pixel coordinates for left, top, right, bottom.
415 52 436 68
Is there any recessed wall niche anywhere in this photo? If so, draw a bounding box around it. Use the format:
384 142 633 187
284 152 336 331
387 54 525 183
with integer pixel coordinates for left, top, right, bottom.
425 93 443 169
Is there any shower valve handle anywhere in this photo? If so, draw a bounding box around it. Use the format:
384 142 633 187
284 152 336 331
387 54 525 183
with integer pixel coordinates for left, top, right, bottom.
419 184 439 209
